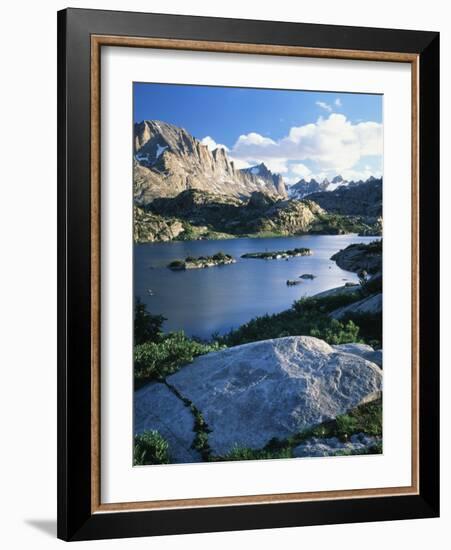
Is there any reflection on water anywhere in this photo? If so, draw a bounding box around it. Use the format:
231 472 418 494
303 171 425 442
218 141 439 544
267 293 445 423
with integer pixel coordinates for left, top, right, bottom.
134 235 379 340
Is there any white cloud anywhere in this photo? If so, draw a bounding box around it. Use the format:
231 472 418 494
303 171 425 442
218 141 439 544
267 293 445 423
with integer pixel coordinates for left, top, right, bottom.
228 157 252 170
290 163 312 179
234 132 276 148
315 101 333 112
334 98 342 107
230 114 382 176
261 158 289 174
230 133 287 172
341 167 382 182
201 136 229 152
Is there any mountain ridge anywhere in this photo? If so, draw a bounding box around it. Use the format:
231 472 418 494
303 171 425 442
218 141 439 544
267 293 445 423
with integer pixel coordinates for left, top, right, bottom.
289 175 380 199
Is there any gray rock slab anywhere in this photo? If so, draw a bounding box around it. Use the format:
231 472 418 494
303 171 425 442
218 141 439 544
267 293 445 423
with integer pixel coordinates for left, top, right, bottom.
333 343 383 368
293 433 381 458
330 293 382 320
168 336 382 456
313 284 360 299
134 382 201 464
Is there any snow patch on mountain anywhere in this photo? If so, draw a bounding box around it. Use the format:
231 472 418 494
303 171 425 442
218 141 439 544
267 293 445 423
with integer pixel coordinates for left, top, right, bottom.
288 175 380 200
156 144 168 158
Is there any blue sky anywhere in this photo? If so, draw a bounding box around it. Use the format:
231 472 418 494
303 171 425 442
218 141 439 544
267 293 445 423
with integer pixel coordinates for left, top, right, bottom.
134 82 383 184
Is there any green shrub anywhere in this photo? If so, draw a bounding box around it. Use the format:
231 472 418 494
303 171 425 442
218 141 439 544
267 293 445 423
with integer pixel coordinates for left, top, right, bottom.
335 414 359 438
212 251 227 261
133 430 170 465
134 298 165 345
292 294 360 314
335 399 382 439
190 407 212 460
310 319 360 345
341 311 382 349
368 440 383 454
134 331 224 385
220 445 292 461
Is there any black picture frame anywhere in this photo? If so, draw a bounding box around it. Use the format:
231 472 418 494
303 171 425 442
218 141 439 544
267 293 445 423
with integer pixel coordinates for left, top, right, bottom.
57 7 439 541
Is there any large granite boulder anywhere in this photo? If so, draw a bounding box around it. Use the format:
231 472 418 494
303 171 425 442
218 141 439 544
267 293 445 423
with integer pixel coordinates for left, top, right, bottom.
134 382 201 463
168 336 382 456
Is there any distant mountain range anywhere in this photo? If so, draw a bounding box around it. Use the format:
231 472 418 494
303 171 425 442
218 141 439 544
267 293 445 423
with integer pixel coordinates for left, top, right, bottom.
306 178 382 218
288 175 380 200
134 120 287 204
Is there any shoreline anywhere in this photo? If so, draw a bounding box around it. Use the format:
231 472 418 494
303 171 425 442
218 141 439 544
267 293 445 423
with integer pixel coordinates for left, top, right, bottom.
136 232 382 246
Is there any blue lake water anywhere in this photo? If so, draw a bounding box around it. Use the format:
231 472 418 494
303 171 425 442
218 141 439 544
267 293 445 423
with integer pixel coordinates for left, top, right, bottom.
134 235 379 340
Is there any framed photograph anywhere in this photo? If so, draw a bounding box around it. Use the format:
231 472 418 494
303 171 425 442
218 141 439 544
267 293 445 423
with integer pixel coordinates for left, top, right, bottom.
57 8 439 541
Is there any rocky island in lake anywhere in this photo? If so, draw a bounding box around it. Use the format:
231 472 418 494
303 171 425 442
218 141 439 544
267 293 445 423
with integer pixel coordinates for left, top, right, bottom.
167 252 235 271
241 247 311 260
132 83 383 466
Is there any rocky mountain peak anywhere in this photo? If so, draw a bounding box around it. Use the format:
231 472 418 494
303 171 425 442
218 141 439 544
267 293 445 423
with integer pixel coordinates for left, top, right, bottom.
133 120 287 204
240 164 287 199
256 162 271 176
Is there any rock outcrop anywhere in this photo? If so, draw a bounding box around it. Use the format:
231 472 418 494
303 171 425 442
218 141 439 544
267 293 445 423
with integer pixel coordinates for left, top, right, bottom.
330 293 382 320
133 206 185 243
134 382 201 463
140 188 334 243
333 343 382 367
246 199 326 235
313 284 361 300
293 433 381 458
167 336 382 456
331 241 382 274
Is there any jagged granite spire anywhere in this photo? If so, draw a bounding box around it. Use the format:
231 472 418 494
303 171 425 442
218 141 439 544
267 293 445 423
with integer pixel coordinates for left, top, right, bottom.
134 120 287 205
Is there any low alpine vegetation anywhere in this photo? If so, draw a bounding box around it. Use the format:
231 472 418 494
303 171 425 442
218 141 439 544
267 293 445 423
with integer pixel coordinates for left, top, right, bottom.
221 294 363 347
133 430 170 465
134 332 224 387
134 299 224 386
